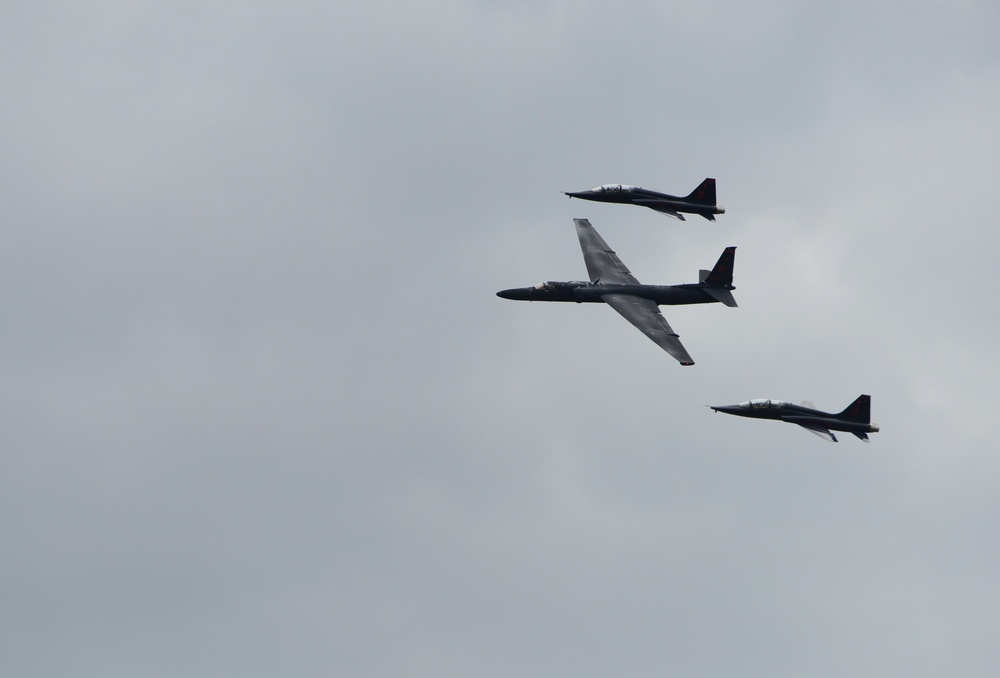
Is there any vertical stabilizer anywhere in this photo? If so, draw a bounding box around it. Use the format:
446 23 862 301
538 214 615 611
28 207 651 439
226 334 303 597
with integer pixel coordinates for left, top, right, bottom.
684 178 717 206
703 247 736 287
837 395 871 423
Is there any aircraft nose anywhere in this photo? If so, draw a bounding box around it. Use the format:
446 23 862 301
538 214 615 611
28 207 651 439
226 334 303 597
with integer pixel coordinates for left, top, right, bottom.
497 288 531 300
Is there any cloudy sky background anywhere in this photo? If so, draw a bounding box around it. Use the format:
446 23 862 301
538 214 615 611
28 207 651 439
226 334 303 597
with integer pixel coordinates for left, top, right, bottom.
3 1 1000 675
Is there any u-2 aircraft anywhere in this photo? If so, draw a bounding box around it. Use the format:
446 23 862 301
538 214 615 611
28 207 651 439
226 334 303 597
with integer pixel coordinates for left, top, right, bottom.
497 219 737 366
710 395 880 442
564 178 725 221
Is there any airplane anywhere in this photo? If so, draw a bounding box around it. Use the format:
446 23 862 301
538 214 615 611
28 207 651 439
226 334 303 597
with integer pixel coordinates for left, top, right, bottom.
709 395 880 442
564 178 725 221
496 218 737 366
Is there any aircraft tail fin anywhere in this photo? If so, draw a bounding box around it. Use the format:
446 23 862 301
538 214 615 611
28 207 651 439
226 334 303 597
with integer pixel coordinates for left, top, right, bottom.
684 178 717 206
703 247 736 287
837 394 872 423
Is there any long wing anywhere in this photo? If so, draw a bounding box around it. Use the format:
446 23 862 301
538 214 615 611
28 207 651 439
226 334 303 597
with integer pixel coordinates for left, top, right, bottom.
574 219 640 284
795 422 838 442
601 294 694 366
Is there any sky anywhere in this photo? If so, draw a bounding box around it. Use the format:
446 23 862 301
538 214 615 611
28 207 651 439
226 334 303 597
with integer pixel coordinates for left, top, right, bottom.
3 1 1000 676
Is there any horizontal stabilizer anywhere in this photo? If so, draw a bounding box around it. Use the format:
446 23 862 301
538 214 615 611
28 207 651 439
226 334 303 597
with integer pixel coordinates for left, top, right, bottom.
851 431 870 442
703 288 737 307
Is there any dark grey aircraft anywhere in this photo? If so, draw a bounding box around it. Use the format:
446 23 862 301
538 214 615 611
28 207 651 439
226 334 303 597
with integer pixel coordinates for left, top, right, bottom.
564 178 725 221
710 395 880 442
497 218 737 366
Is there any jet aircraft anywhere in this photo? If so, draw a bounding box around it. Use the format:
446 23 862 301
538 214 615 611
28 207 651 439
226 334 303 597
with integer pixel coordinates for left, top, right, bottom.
497 219 737 366
709 395 880 442
564 178 725 221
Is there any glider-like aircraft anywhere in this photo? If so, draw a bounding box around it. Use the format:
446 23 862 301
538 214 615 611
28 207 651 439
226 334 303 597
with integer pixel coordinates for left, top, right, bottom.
497 219 737 365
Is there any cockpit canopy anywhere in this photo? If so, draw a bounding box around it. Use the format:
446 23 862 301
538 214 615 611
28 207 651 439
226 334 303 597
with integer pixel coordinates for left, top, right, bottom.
591 184 638 193
738 399 786 410
533 281 591 291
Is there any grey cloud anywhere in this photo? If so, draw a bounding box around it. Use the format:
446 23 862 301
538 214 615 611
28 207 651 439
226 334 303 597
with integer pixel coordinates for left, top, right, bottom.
3 1 1000 676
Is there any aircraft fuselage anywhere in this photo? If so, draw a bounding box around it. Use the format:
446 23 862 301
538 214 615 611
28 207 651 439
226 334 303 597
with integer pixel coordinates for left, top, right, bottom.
710 400 880 436
497 281 729 306
564 181 725 221
496 219 736 365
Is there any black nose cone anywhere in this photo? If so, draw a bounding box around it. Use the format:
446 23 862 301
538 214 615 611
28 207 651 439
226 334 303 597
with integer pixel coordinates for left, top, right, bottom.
498 287 532 301
710 405 740 415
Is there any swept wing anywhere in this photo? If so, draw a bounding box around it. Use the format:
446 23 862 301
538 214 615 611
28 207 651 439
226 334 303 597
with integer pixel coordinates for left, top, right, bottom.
793 422 838 442
573 219 694 365
632 200 686 220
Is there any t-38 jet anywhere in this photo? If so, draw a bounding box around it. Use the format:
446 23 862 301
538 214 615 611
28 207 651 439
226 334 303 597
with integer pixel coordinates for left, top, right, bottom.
497 218 737 366
564 178 725 221
709 395 880 442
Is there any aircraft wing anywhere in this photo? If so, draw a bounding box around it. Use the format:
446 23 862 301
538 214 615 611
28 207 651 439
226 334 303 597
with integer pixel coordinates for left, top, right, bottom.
632 200 686 220
600 293 694 365
794 422 838 442
574 219 640 284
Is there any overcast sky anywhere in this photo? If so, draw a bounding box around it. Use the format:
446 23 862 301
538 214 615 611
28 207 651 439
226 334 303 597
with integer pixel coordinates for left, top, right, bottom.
3 1 1000 676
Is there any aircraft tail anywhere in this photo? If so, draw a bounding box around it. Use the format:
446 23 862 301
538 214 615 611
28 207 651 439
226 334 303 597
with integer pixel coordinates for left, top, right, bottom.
703 288 737 307
684 178 717 206
698 247 737 306
702 247 735 287
836 394 872 423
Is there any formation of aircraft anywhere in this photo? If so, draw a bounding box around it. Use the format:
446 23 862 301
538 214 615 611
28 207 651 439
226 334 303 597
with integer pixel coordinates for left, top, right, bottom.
565 178 725 221
498 177 880 442
709 395 880 443
497 219 736 366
